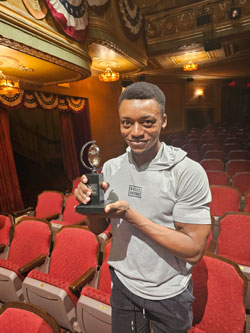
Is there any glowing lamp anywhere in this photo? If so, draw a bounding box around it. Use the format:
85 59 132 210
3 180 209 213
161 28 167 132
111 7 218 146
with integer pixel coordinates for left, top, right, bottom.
99 66 120 82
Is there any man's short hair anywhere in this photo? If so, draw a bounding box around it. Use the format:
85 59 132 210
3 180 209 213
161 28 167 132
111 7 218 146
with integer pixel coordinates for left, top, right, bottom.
118 82 166 116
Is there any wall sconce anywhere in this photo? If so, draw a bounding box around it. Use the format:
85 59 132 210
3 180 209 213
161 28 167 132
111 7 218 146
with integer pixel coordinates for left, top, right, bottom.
195 89 204 97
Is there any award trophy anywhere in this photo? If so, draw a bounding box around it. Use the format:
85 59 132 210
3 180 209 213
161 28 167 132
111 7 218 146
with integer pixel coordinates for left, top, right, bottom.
75 140 106 214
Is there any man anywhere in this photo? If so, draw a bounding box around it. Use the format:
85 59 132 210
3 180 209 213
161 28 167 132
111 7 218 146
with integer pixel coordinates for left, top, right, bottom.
74 82 211 333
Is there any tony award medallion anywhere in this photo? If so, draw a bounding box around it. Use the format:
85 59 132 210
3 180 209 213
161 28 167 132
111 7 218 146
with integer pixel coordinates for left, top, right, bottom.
75 140 106 214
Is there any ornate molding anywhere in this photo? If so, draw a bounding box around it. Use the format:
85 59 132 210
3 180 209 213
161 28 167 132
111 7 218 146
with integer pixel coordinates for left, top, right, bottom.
145 0 250 44
0 35 90 80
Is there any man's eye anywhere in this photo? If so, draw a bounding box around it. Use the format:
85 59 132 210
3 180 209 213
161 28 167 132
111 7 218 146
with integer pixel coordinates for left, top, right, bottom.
121 120 131 126
143 120 153 126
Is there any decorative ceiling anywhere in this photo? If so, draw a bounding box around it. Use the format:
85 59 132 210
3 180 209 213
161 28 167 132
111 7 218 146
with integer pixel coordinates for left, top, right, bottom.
1 0 250 89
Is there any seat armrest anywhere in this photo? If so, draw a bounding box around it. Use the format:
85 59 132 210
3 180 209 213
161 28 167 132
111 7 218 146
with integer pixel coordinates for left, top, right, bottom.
18 254 47 275
12 207 34 217
0 244 5 253
206 239 216 253
69 267 96 294
246 313 250 333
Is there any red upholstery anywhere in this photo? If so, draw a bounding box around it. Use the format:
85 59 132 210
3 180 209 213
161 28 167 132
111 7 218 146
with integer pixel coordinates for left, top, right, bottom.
0 308 52 333
203 150 225 161
72 177 81 194
216 213 250 266
190 254 246 332
232 172 250 195
205 171 230 186
8 220 51 268
209 186 241 217
27 227 100 305
222 143 242 153
0 259 23 280
81 241 112 305
200 159 224 171
35 191 64 219
0 214 13 246
55 194 86 226
187 151 201 162
200 144 222 157
225 159 250 177
226 150 250 160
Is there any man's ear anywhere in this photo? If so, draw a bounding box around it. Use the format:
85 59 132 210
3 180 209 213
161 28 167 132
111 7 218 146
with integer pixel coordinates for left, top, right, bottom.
162 113 167 129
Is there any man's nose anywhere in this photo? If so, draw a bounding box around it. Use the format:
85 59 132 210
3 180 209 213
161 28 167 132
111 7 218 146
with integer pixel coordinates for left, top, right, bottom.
131 122 144 137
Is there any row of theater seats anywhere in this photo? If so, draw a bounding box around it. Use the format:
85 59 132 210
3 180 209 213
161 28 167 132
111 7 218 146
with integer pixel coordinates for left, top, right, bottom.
0 214 249 332
12 190 87 232
0 217 112 332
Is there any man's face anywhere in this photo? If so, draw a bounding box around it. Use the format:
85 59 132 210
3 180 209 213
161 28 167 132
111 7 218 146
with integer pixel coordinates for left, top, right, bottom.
119 99 167 164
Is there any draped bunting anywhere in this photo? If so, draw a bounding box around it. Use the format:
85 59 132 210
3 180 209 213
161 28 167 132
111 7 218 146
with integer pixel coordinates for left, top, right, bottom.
118 0 143 39
45 0 88 41
0 91 87 113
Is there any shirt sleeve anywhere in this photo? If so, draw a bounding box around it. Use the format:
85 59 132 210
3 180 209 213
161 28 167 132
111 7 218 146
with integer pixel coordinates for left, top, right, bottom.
173 159 211 224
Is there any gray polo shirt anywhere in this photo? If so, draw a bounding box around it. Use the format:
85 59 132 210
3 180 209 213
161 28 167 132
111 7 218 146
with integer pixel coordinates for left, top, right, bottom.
102 143 211 300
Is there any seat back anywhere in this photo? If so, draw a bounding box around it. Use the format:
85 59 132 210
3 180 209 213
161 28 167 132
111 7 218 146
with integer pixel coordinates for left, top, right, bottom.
226 150 250 160
98 241 112 295
62 194 86 225
35 191 64 219
225 159 250 177
200 159 224 171
216 212 250 266
202 150 225 160
0 301 60 333
209 186 241 217
200 144 221 157
232 172 250 196
0 214 13 246
72 177 81 194
8 219 52 267
205 171 230 186
222 143 242 153
191 253 247 333
49 226 100 282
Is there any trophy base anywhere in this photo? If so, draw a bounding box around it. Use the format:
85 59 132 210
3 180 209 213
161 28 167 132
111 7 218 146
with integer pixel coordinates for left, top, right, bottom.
75 201 112 215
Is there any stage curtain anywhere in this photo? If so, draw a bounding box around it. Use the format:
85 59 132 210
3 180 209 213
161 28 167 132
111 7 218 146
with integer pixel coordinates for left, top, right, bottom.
0 109 24 212
59 112 80 181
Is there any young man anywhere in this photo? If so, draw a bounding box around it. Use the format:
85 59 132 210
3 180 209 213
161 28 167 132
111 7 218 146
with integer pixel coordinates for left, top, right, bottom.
74 82 211 333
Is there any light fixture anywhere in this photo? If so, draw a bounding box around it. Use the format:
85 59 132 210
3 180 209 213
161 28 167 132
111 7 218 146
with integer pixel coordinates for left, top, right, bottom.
183 61 198 72
99 65 120 82
0 71 20 94
195 88 204 97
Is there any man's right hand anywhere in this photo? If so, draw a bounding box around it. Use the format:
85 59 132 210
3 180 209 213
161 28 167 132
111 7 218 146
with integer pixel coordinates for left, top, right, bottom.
74 175 109 205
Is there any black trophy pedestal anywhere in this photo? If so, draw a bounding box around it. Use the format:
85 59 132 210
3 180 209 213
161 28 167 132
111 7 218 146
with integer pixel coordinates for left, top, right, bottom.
75 202 105 214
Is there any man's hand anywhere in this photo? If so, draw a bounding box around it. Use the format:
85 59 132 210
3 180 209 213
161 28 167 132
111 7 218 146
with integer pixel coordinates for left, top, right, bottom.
105 200 131 220
74 175 109 205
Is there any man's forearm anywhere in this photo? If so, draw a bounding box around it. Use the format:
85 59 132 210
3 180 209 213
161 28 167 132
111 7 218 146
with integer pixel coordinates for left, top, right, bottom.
85 215 110 235
125 207 210 264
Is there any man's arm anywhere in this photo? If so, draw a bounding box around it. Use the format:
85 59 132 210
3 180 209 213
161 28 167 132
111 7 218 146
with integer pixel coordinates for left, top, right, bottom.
84 215 110 235
105 202 211 265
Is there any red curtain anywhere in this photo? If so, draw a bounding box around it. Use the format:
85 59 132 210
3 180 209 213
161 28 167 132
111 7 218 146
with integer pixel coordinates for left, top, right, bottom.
59 112 80 181
0 109 24 212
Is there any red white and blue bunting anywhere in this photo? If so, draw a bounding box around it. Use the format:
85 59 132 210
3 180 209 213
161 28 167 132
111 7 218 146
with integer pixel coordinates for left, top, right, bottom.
0 91 87 113
45 0 88 41
118 0 143 39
